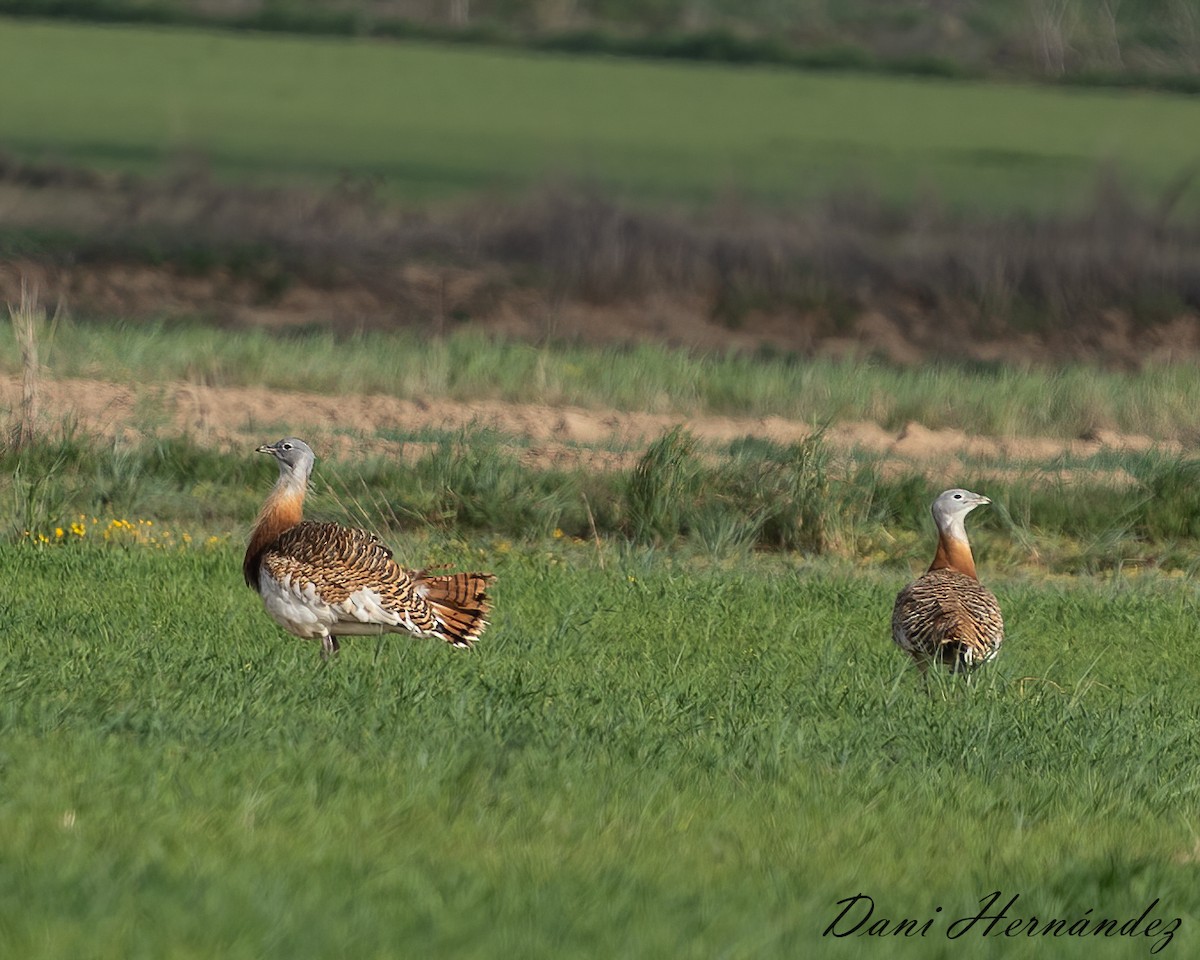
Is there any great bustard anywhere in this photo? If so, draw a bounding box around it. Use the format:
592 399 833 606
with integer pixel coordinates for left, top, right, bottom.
244 438 494 659
892 488 1004 674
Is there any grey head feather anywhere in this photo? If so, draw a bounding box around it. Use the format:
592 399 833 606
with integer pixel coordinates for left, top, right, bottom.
930 487 990 541
257 437 316 483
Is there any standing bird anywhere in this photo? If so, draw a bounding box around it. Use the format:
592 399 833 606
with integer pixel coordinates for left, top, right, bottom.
892 488 1003 675
244 438 494 659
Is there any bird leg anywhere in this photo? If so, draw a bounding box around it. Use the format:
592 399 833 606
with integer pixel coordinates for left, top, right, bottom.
320 633 340 661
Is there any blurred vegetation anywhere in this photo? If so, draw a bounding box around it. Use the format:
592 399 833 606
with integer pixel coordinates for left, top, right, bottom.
6 19 1198 214
4 0 1200 91
5 422 1200 577
2 18 1197 366
4 154 1199 363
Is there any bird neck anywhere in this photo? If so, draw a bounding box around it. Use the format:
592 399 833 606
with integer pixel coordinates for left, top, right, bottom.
243 471 307 589
928 531 978 579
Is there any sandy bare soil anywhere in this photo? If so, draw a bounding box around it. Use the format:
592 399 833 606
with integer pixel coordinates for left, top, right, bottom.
1 374 1169 488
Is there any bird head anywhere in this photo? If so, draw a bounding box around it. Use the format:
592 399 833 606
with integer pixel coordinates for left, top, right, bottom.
257 437 315 482
930 488 990 540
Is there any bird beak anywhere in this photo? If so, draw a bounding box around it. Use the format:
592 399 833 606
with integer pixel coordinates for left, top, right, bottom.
977 495 991 506
256 444 272 455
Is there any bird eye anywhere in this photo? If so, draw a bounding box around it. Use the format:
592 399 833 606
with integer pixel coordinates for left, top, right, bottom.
953 493 962 499
282 442 293 451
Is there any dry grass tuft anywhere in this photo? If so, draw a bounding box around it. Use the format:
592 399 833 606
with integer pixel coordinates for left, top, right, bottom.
7 280 46 451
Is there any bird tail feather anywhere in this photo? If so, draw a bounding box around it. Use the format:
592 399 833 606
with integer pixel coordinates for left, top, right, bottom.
415 571 495 648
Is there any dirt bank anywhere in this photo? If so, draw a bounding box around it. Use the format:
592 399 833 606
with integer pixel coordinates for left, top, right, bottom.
1 375 1163 488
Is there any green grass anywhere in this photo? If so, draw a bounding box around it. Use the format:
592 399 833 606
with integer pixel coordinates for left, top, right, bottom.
3 19 1200 209
2 539 1199 958
7 424 1200 580
7 0 1200 94
12 321 1200 440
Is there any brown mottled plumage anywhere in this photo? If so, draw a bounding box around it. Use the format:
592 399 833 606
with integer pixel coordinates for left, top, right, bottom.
245 438 494 659
892 488 1003 675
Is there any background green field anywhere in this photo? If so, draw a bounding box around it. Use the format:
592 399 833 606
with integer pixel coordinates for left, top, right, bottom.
6 0 1200 91
3 541 1199 958
3 18 1200 209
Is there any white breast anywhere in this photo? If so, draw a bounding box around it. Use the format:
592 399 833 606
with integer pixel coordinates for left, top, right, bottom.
258 569 337 639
